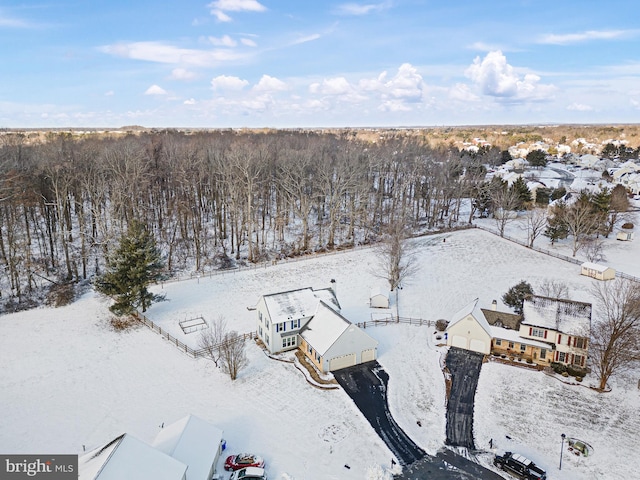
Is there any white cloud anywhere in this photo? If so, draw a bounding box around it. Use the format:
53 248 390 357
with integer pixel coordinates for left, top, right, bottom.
100 41 245 66
567 103 593 111
290 33 322 45
170 68 198 81
378 100 412 112
310 77 351 96
104 90 114 97
211 75 249 90
538 29 635 45
0 14 30 28
334 2 392 16
208 0 267 22
465 50 555 102
208 35 237 47
184 98 197 105
359 63 426 110
144 85 168 95
253 75 288 92
448 83 479 102
241 38 257 47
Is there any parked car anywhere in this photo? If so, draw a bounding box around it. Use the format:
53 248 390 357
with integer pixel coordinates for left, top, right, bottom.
224 453 265 471
494 451 546 480
228 466 267 480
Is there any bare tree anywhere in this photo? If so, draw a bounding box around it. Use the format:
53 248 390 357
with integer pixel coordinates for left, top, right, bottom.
583 238 606 263
198 315 227 367
536 279 569 299
490 183 520 237
590 278 640 391
199 316 248 380
524 207 548 248
564 192 602 257
375 219 418 292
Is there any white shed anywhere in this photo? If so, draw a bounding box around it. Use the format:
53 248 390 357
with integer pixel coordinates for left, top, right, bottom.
370 286 390 309
153 414 224 480
446 298 492 355
300 301 378 372
581 262 616 280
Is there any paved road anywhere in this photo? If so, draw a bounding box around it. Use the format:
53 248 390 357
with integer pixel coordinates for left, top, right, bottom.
445 347 485 449
333 361 426 466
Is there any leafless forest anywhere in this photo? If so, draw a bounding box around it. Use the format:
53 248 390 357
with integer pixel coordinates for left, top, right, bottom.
0 129 501 311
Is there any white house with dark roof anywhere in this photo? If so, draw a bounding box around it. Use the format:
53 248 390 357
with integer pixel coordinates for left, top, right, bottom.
152 414 224 480
299 301 378 372
445 298 492 355
255 284 339 354
79 433 187 480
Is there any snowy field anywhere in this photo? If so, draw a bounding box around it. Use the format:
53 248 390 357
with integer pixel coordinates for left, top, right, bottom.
1 227 640 480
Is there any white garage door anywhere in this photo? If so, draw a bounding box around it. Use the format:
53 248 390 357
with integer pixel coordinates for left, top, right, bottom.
329 353 357 371
469 339 487 354
361 349 376 363
452 335 467 349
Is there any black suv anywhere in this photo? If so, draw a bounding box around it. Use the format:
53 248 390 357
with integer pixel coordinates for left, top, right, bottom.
494 452 547 480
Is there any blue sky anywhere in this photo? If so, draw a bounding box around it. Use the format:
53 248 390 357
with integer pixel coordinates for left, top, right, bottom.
1 0 639 128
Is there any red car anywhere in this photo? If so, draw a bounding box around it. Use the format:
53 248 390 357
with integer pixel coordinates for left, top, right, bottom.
224 453 265 471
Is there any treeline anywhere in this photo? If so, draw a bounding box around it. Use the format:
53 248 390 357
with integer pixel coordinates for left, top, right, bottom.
0 130 495 310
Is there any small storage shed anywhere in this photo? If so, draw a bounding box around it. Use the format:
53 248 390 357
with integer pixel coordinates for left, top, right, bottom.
370 286 390 309
581 262 615 281
616 229 634 241
446 298 492 355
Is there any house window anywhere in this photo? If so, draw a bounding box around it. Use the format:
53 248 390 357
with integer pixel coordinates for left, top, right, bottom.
573 354 584 366
259 326 263 336
265 319 270 328
308 345 312 354
558 351 566 363
520 344 526 352
276 323 286 333
540 349 547 360
291 319 300 329
259 312 263 323
575 338 586 349
531 328 545 338
508 342 515 349
265 334 270 345
315 352 321 362
282 336 296 348
495 339 502 346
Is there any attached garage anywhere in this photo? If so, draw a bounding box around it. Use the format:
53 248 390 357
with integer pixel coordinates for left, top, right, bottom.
300 302 379 373
361 349 376 363
446 298 492 355
329 353 357 371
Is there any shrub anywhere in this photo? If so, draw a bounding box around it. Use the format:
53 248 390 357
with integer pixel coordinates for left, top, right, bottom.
551 362 567 374
110 315 138 331
566 365 587 378
576 376 583 382
621 222 634 230
46 282 76 307
562 371 569 377
435 319 449 331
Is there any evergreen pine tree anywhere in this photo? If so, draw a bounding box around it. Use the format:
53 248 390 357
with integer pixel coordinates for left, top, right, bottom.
95 221 165 315
502 280 534 315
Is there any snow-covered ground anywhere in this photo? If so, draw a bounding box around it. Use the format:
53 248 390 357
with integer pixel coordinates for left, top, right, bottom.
2 227 639 480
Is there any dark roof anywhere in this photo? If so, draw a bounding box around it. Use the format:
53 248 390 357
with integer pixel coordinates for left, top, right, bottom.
480 309 521 330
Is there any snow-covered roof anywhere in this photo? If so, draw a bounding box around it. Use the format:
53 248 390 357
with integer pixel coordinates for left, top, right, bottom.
490 326 551 349
79 434 187 480
581 262 612 272
262 287 338 323
153 414 223 480
448 298 492 338
521 295 591 337
300 301 353 355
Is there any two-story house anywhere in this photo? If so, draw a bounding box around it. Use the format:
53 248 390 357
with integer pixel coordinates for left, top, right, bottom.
255 284 339 355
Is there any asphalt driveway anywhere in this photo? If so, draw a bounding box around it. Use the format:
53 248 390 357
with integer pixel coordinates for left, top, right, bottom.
445 347 485 449
333 361 426 466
